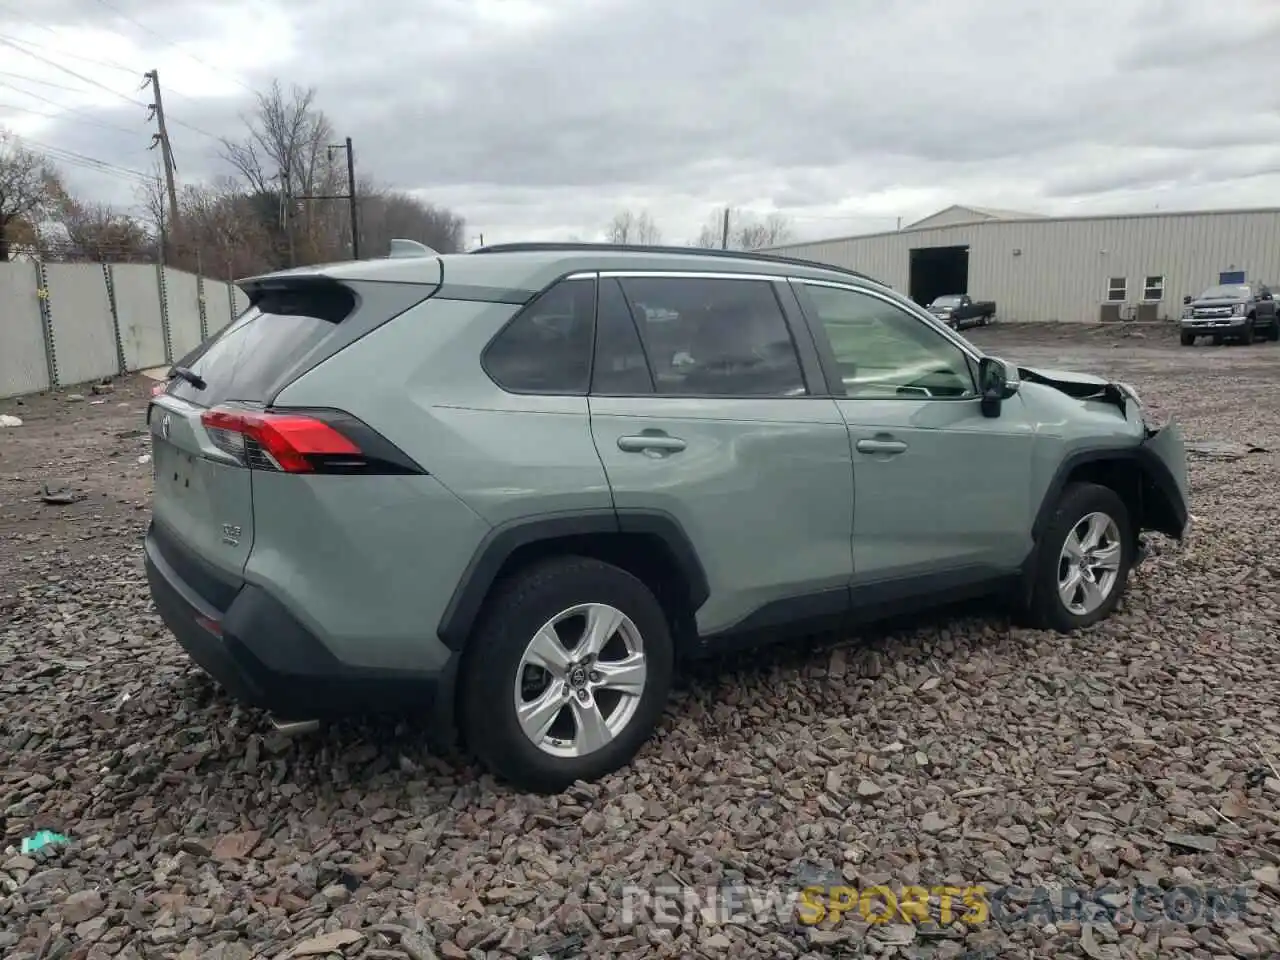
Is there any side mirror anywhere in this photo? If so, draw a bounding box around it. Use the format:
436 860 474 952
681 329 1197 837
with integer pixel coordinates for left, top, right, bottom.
978 356 1019 418
1183 294 1193 305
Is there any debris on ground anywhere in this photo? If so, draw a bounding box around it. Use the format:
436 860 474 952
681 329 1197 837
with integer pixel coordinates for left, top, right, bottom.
38 483 77 505
19 830 70 854
1186 439 1268 460
0 414 21 427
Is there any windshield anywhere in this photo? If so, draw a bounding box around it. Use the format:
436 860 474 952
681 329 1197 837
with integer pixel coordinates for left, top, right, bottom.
1199 284 1251 299
930 295 962 307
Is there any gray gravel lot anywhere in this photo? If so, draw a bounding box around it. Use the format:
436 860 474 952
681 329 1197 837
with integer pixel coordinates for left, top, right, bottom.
2 322 1279 960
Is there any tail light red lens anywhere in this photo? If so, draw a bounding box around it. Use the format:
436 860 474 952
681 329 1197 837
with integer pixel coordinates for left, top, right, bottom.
200 407 361 473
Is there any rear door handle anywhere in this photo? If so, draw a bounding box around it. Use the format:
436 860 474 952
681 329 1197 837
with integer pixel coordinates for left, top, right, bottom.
856 437 908 455
617 434 687 454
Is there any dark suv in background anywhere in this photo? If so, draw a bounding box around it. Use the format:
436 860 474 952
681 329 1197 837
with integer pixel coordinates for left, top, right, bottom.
1180 280 1280 345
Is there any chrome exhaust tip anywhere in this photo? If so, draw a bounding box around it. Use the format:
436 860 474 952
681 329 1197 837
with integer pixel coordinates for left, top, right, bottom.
269 717 320 735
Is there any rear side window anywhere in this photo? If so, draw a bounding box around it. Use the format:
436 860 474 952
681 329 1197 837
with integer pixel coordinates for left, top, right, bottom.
167 283 356 407
483 277 596 394
616 276 807 397
592 278 654 395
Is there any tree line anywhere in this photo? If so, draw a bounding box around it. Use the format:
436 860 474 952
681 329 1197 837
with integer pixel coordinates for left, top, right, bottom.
604 207 794 250
0 80 467 279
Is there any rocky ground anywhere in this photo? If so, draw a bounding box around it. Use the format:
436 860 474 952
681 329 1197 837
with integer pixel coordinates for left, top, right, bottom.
1 323 1279 960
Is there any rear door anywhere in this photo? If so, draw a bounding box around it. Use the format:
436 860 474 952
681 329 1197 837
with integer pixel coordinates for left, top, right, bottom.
587 272 854 638
147 281 358 585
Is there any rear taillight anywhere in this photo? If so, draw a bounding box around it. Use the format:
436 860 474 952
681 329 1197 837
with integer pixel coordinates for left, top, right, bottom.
151 382 167 397
198 407 421 476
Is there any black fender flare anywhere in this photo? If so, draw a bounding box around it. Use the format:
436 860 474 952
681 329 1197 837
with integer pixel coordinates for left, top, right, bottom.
1019 445 1188 603
437 509 709 650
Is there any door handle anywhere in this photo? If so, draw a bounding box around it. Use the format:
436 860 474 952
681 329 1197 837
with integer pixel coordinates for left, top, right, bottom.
856 437 908 455
617 434 687 454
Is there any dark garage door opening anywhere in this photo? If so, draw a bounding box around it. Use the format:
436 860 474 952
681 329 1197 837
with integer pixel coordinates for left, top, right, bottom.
909 246 969 306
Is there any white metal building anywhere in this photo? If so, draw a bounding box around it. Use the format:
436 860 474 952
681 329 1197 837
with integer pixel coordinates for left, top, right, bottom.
766 204 1280 323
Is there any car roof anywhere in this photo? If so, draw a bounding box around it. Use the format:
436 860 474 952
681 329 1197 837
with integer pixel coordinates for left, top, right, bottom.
238 242 886 298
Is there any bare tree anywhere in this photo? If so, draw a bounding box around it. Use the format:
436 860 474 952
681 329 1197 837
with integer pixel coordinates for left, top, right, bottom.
692 209 793 250
736 212 793 250
606 208 661 245
52 197 153 262
357 188 466 255
0 131 59 261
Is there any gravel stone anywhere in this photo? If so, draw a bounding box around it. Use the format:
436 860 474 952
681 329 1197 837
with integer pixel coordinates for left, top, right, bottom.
3 331 1280 959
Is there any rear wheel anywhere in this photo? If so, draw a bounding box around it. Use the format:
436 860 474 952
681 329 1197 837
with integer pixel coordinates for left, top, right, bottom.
1268 319 1280 342
460 556 674 793
1024 482 1134 633
1180 332 1195 346
1213 335 1224 345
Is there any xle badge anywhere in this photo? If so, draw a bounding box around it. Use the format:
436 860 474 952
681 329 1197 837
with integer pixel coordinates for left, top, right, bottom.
221 524 241 546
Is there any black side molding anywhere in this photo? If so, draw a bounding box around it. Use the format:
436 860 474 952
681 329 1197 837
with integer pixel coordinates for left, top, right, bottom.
1031 446 1188 543
436 509 710 650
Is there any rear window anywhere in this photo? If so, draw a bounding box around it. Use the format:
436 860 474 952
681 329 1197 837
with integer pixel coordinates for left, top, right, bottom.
167 283 355 407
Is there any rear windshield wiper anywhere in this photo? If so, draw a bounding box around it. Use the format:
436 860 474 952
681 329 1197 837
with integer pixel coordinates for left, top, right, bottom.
169 366 207 390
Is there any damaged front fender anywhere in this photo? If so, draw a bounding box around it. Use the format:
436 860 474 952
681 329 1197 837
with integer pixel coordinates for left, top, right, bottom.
1017 366 1132 414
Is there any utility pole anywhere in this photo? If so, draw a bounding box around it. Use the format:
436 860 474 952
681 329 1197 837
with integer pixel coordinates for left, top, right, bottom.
302 138 360 260
721 208 730 250
142 70 179 231
344 137 359 260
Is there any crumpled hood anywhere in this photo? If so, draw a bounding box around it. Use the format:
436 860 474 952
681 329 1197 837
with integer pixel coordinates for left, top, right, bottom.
1016 365 1130 412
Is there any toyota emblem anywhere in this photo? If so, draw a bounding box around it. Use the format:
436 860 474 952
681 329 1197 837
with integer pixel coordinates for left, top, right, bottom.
161 413 171 440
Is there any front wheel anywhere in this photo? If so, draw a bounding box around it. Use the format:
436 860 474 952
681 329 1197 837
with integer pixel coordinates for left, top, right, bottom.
1180 332 1195 346
1241 321 1255 345
1024 482 1134 633
460 556 674 793
1267 319 1280 342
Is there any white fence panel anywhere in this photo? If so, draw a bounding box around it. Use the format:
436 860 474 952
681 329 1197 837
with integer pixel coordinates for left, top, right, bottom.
204 280 233 338
164 267 202 358
0 261 49 398
112 265 166 370
45 263 117 386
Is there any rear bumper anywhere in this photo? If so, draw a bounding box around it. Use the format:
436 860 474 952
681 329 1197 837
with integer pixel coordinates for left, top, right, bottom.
144 524 459 737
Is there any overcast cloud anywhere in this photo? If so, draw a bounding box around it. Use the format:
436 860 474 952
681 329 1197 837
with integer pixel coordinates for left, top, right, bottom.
3 0 1280 245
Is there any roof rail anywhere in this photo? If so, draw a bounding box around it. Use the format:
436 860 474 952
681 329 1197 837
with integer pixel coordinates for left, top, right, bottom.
469 241 881 285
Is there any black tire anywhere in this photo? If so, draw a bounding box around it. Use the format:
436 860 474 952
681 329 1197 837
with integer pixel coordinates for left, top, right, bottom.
1213 335 1224 346
460 556 674 793
1241 320 1255 345
1023 482 1134 633
1268 319 1280 342
1180 332 1195 346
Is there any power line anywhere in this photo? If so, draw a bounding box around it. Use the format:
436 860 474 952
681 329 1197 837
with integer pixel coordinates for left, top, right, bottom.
0 33 221 141
90 0 257 96
0 27 137 76
0 70 101 94
0 79 145 134
15 133 157 184
0 99 143 136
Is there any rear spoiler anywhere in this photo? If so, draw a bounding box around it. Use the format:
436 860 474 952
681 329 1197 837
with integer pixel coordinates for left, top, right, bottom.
388 239 437 258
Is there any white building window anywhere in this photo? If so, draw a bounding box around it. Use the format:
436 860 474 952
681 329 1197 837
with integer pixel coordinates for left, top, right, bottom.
1107 277 1127 302
1143 276 1164 301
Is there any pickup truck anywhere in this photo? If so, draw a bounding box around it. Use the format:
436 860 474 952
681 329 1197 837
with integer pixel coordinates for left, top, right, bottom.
1180 280 1280 345
926 294 996 330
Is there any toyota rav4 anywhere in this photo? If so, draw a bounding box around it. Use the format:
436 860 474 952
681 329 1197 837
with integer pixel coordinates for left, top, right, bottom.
144 243 1190 793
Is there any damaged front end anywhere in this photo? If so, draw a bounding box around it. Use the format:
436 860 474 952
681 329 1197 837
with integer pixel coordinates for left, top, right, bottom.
1019 365 1191 542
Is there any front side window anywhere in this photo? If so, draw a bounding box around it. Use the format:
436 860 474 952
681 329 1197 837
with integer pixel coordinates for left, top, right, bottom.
801 283 976 399
483 277 596 394
614 276 807 397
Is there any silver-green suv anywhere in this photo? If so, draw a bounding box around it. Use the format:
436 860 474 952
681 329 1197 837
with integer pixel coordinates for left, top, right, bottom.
144 243 1190 793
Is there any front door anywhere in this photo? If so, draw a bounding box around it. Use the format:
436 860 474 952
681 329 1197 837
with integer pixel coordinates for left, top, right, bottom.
792 279 1034 602
587 272 855 638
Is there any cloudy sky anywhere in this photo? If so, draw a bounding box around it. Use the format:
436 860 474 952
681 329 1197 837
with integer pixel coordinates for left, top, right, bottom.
3 0 1280 246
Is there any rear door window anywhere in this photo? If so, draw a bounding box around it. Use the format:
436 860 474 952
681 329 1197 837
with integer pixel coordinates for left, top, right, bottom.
166 284 355 408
